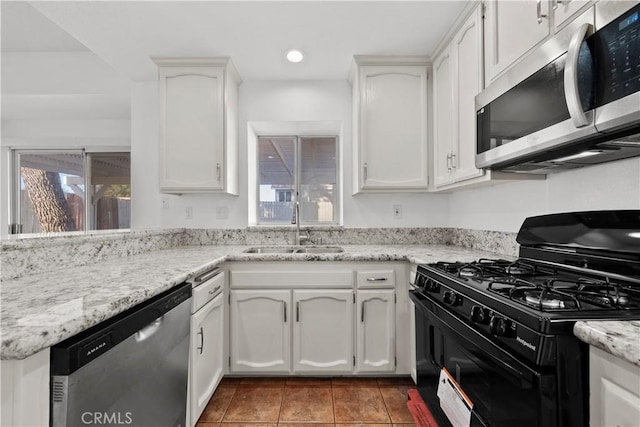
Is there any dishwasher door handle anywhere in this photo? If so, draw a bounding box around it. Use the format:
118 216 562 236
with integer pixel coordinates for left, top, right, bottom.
135 316 164 342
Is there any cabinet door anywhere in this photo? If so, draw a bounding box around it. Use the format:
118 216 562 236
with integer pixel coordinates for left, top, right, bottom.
356 289 395 373
190 293 224 425
484 0 551 85
452 7 485 183
159 66 224 192
433 47 454 187
554 0 591 32
590 347 640 427
230 290 291 373
293 290 353 373
360 65 428 189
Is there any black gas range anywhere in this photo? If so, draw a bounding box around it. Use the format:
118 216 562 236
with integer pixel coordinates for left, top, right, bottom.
410 210 640 427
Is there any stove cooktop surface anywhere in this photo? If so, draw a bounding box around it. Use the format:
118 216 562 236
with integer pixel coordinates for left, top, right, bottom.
418 258 640 315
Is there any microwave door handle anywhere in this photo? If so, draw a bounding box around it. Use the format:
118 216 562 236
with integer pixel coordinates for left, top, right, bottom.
564 22 592 128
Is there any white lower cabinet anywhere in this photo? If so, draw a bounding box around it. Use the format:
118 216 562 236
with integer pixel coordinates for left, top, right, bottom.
229 288 354 374
230 289 291 373
590 346 640 427
0 349 49 427
228 262 409 376
293 290 354 373
356 289 396 373
190 292 224 425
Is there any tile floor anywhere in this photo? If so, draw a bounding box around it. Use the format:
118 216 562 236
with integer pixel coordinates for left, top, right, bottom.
196 377 417 427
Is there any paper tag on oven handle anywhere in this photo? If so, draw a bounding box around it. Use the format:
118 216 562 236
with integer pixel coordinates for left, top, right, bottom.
437 368 473 427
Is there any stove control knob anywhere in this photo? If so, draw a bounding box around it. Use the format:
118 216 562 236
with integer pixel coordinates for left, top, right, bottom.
470 305 488 324
427 279 440 292
415 275 426 287
443 291 461 306
489 316 510 336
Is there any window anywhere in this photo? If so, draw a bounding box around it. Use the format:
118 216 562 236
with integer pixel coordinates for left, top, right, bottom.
258 136 338 225
11 150 131 234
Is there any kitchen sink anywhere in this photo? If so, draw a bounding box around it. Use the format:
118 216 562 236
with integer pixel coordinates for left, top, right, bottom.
243 246 344 254
243 247 296 253
294 247 344 254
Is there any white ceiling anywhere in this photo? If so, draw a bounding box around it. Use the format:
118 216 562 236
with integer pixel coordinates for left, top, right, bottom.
10 0 468 82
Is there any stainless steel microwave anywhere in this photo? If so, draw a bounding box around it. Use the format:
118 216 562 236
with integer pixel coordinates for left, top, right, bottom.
476 2 640 173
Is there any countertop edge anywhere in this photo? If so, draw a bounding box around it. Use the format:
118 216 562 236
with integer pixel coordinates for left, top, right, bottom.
573 320 640 367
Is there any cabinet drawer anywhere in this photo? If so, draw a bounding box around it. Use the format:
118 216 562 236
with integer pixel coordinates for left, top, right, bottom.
231 270 353 289
193 271 225 313
356 270 395 288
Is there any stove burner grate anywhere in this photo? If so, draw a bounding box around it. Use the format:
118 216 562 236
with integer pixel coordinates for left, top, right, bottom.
488 275 640 312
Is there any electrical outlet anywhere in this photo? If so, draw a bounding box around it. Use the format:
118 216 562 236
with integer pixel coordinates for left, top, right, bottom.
185 206 193 220
161 199 170 210
393 205 402 219
216 206 228 220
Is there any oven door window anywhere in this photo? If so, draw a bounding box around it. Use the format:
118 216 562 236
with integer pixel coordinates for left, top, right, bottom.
415 298 557 427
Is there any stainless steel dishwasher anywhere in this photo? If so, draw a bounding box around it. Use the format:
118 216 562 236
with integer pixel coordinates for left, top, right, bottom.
50 282 192 427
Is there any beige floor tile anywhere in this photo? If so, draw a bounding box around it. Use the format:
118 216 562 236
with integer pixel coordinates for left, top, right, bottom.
379 386 415 424
199 386 237 423
332 386 390 423
222 385 284 423
279 387 334 423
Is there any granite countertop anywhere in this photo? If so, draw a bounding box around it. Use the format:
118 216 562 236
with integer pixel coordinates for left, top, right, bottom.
1 244 507 360
574 320 640 367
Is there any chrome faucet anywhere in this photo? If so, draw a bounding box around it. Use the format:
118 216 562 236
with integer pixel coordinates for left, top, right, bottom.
292 200 310 245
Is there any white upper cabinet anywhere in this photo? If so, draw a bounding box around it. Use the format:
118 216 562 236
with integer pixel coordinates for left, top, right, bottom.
433 6 485 189
484 0 552 85
433 47 455 187
453 7 485 183
484 0 593 86
351 57 429 193
553 0 593 32
155 58 240 194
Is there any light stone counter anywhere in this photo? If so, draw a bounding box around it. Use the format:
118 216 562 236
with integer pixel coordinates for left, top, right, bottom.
1 244 508 360
574 320 640 367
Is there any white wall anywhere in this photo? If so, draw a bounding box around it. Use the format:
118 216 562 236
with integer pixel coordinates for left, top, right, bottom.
449 157 640 232
130 82 161 229
151 80 449 229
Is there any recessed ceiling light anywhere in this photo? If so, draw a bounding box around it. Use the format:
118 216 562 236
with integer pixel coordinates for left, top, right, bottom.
286 49 304 63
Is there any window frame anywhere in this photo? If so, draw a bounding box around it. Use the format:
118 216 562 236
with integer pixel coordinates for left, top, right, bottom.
10 149 131 235
256 135 339 226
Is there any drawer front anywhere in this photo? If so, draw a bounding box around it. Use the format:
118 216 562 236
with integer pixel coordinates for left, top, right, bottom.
193 272 225 312
356 270 395 288
230 270 353 289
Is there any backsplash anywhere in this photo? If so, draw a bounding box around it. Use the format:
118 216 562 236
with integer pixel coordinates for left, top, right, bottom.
1 227 518 280
184 227 452 246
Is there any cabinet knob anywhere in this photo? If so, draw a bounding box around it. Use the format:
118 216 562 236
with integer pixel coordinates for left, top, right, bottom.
216 163 221 181
364 163 368 181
